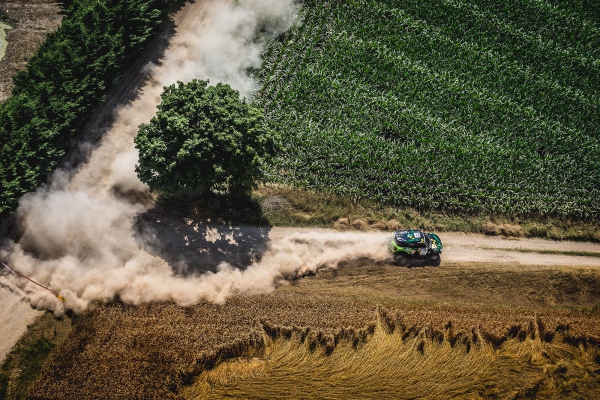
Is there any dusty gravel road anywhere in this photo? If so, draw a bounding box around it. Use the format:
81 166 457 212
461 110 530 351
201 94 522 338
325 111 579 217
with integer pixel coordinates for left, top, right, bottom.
265 228 600 268
3 228 599 361
434 232 600 266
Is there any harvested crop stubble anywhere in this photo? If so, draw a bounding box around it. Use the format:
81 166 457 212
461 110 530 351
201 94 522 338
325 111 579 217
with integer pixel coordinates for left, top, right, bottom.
28 294 600 399
27 295 375 399
184 317 600 399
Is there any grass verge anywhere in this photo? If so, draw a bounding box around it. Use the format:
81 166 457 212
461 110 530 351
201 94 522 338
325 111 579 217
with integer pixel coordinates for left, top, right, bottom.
0 312 72 400
253 184 600 242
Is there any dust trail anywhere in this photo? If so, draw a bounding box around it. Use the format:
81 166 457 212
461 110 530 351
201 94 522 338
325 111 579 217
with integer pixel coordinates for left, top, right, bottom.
0 0 389 314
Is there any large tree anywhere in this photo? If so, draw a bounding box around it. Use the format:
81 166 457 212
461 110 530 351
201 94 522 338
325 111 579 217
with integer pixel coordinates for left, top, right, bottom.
135 79 278 198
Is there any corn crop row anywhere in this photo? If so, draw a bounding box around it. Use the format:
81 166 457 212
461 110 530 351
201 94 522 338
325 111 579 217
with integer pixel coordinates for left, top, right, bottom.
256 0 600 218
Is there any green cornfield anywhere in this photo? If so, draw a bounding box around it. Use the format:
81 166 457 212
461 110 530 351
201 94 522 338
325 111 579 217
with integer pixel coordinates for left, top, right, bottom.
256 0 599 218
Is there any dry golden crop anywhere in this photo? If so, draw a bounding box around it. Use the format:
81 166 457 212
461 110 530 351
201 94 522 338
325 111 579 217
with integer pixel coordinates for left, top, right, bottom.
27 284 600 398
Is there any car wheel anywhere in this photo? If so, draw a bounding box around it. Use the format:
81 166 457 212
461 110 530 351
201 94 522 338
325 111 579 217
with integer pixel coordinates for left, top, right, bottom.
393 254 410 267
427 253 441 267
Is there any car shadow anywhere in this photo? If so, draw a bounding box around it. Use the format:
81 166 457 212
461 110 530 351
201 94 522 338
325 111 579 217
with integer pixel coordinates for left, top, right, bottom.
133 206 271 276
392 256 441 268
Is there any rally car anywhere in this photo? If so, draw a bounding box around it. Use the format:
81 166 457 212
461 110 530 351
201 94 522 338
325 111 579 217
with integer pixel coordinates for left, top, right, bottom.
389 229 443 266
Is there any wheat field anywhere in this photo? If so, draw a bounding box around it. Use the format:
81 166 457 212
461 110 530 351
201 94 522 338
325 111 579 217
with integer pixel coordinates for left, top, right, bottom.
28 262 600 399
183 319 600 399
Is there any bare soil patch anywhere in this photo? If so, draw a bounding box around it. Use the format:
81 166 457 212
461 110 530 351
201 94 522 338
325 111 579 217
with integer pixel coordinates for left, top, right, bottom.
0 288 41 362
0 0 62 101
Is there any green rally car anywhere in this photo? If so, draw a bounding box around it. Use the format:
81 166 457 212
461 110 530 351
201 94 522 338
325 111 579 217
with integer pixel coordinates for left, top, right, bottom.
389 229 443 266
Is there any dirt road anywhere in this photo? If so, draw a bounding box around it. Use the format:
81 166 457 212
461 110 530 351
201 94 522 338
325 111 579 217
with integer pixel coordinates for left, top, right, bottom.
433 232 600 266
266 228 600 267
2 0 599 363
0 289 41 361
2 228 598 361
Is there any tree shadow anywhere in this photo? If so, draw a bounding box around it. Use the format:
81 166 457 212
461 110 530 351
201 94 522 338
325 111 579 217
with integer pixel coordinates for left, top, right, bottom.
60 0 189 169
133 204 271 276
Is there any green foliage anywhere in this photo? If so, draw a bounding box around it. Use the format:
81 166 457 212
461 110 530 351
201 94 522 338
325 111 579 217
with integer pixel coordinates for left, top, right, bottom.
257 0 600 219
0 338 54 400
135 80 278 198
0 311 72 400
0 0 178 216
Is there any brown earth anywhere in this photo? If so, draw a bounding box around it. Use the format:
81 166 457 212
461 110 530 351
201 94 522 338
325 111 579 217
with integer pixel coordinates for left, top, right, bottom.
0 0 62 101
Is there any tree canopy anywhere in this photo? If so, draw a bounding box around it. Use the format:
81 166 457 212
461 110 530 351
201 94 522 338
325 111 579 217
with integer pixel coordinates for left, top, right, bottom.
135 79 278 198
0 0 177 216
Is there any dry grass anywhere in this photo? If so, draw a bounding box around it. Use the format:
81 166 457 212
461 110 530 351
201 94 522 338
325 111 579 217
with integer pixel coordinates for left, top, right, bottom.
254 185 600 242
27 262 600 399
482 221 524 237
28 300 600 399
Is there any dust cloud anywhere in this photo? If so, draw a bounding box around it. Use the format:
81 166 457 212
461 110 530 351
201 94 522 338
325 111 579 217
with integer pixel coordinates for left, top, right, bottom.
0 0 388 314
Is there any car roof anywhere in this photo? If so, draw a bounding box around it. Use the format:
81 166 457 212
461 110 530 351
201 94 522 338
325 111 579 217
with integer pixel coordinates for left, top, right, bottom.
394 230 426 244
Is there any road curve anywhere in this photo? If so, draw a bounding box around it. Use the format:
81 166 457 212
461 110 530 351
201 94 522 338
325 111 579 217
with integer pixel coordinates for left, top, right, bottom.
2 227 599 361
2 0 600 362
